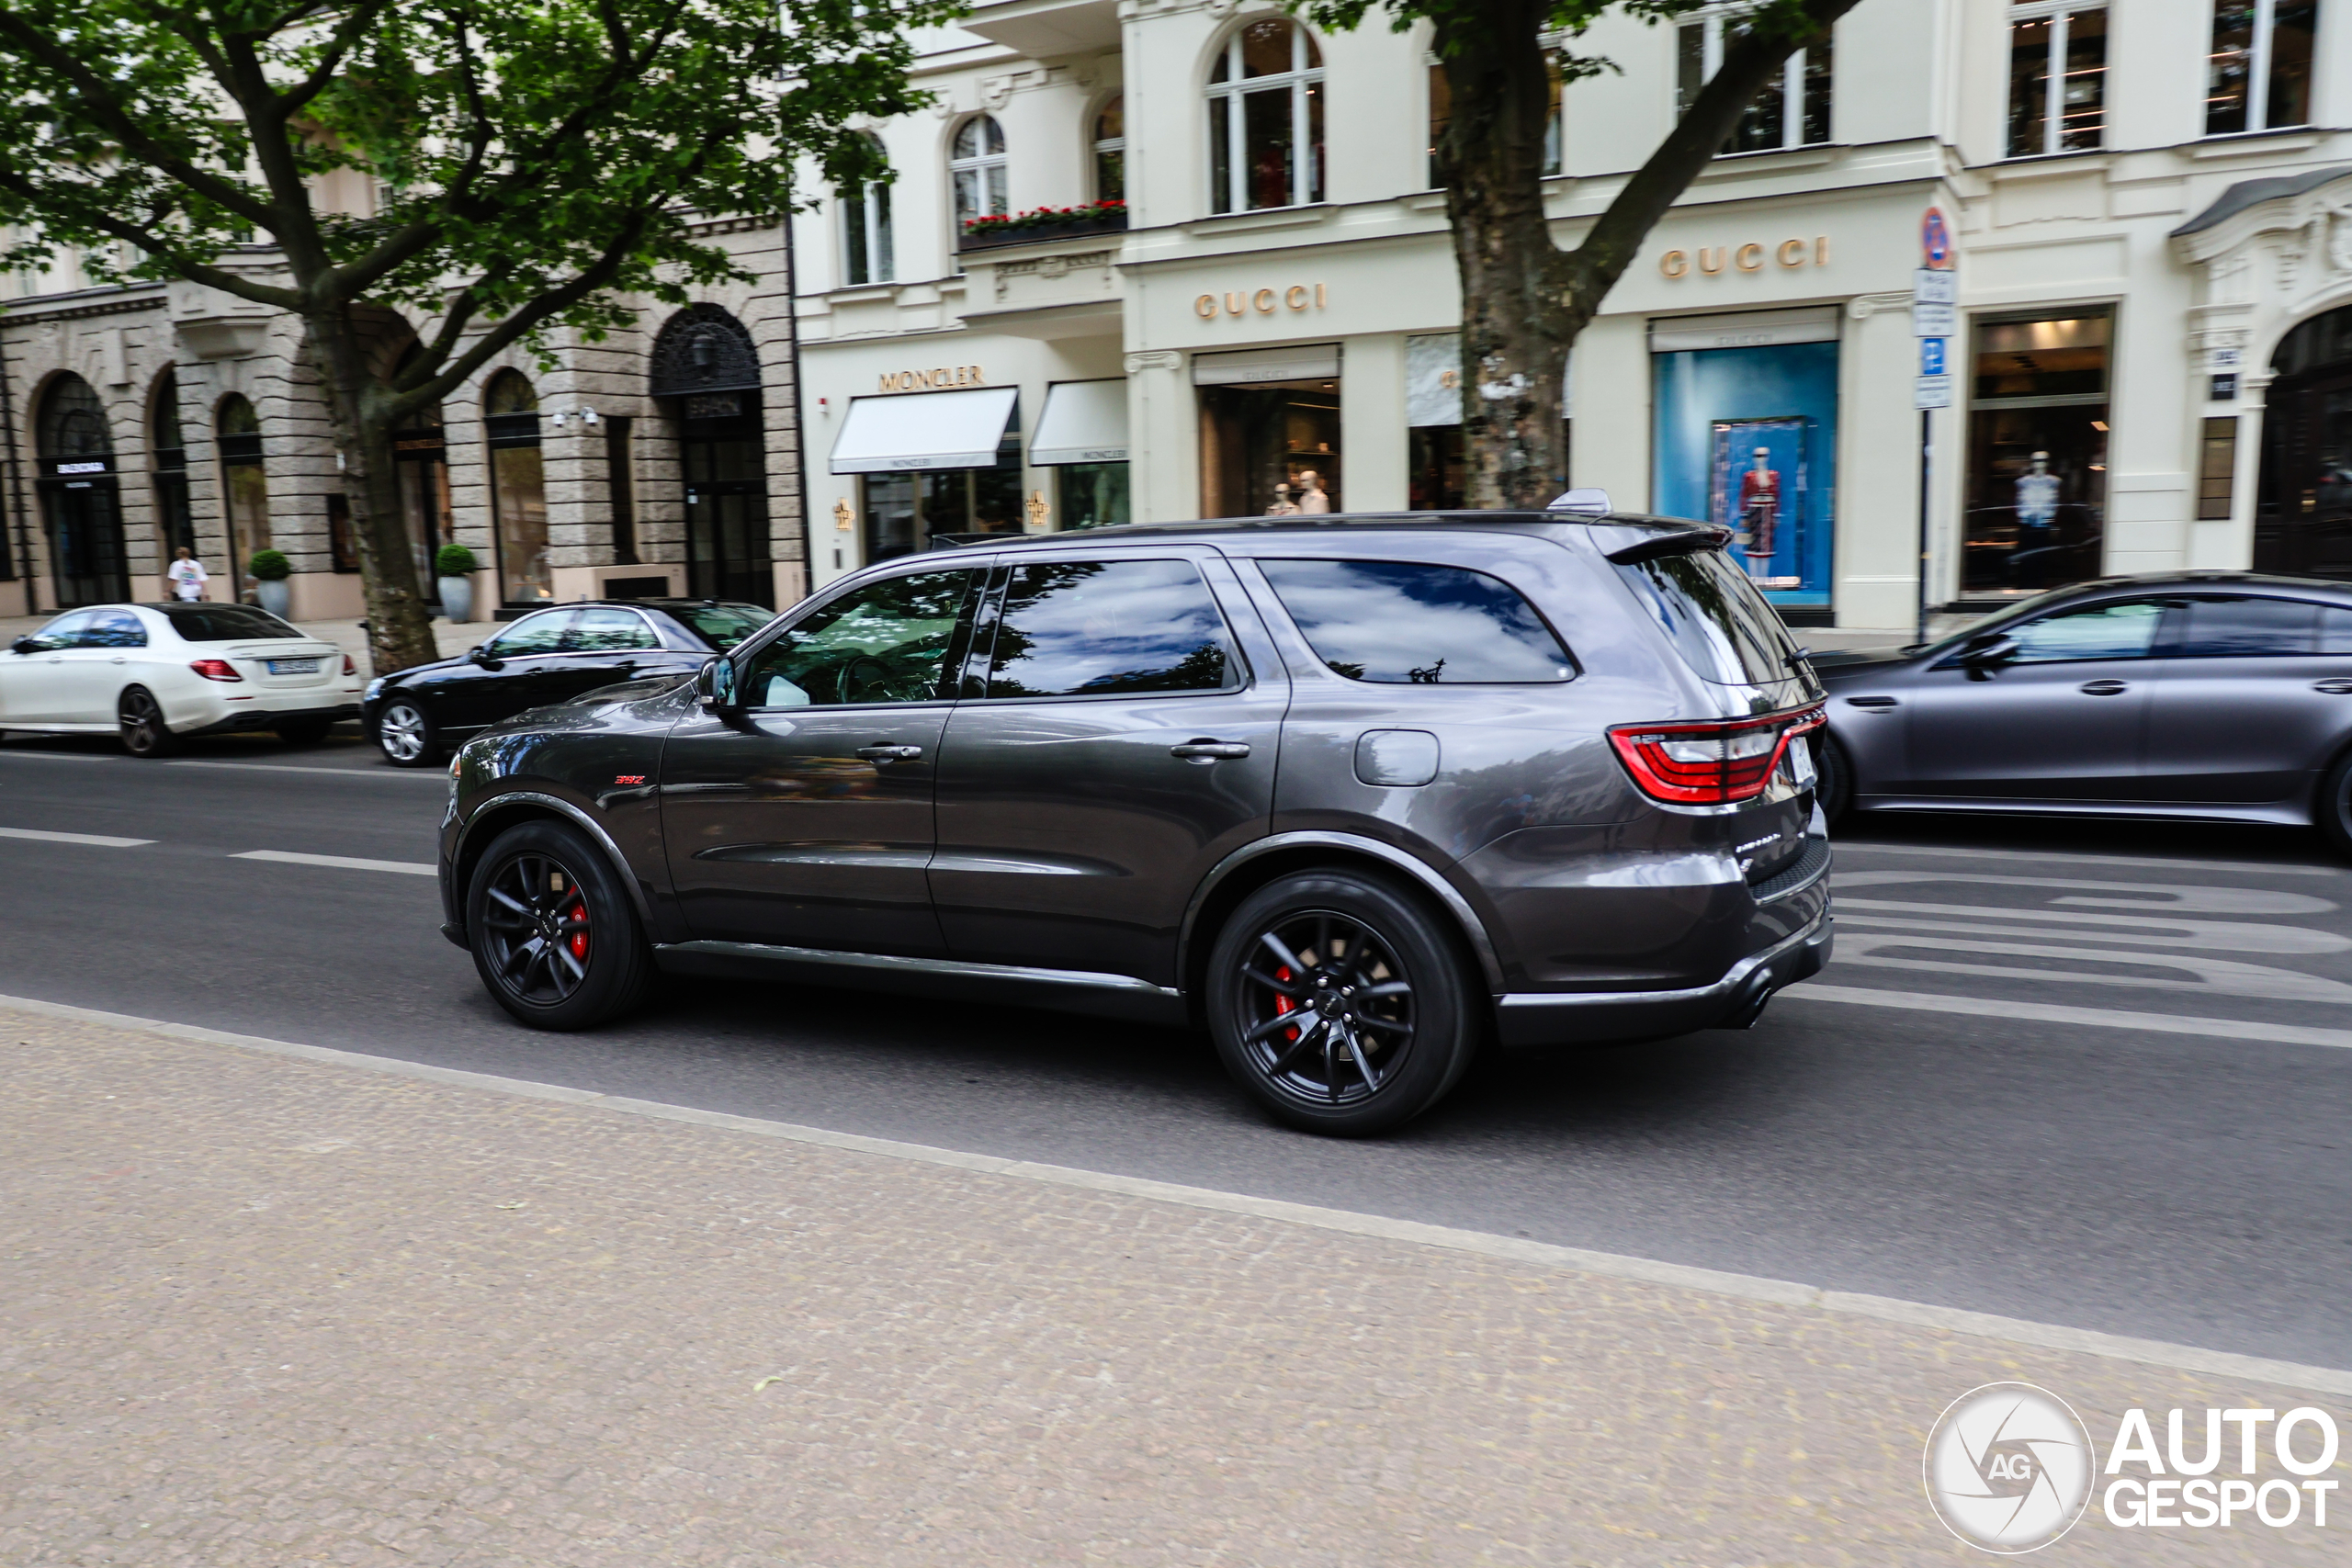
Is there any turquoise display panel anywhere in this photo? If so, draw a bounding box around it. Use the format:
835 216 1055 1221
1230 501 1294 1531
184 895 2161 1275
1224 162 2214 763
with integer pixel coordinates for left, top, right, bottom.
1652 340 1838 608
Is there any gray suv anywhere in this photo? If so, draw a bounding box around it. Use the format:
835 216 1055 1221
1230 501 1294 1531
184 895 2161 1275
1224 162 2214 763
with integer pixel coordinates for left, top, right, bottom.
436 509 1832 1134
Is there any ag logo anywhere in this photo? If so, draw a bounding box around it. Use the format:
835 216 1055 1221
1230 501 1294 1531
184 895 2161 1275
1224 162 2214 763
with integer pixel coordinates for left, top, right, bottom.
1923 1382 2095 1553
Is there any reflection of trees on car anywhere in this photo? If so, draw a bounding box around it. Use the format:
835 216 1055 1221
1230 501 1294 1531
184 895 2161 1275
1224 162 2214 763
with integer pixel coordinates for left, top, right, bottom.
747 570 973 705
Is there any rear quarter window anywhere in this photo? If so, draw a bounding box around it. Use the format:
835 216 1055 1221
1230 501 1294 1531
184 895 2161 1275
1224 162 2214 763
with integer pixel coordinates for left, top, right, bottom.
1256 559 1575 683
157 604 303 642
1611 549 1796 686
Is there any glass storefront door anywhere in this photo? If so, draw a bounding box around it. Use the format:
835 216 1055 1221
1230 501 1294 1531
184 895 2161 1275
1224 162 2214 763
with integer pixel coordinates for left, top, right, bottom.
396 430 451 606
681 391 773 605
860 441 1023 560
1198 380 1341 517
1962 311 2110 596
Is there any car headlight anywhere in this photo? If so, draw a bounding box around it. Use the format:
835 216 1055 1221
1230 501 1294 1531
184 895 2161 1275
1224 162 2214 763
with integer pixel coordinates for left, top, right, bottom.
364 677 385 703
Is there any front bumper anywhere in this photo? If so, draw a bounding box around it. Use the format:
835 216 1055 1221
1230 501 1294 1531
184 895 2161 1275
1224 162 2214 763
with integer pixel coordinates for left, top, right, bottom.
1492 900 1833 1048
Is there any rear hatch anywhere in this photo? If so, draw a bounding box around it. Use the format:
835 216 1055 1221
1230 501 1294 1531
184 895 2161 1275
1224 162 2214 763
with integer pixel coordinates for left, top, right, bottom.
220 638 342 691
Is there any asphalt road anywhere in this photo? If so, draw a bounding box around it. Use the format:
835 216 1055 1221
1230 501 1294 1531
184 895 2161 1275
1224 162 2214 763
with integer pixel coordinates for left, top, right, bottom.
4 725 2347 1371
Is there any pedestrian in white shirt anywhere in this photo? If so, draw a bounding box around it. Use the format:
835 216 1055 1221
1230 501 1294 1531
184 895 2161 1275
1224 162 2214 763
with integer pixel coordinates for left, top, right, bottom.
166 547 209 601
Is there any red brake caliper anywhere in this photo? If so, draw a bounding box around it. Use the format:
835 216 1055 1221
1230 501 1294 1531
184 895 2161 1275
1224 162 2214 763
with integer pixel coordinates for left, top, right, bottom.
1272 964 1297 1043
567 899 589 961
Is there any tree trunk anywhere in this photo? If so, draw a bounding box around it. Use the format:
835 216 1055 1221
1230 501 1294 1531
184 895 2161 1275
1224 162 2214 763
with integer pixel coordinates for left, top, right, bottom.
1436 8 1575 511
303 309 439 676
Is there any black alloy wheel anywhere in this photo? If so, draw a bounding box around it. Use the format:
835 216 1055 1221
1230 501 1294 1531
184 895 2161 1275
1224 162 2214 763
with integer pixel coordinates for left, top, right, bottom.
466 819 650 1029
1207 869 1478 1136
118 687 177 758
2318 750 2352 859
1815 730 1853 826
276 716 334 746
376 698 439 767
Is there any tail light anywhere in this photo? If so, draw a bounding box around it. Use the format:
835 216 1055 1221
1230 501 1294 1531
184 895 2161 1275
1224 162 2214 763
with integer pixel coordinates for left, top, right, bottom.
1609 705 1825 806
189 659 243 682
342 655 357 677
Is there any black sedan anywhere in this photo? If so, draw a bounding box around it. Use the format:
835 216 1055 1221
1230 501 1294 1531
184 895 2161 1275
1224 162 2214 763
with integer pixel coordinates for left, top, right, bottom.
365 599 774 766
1812 570 2352 850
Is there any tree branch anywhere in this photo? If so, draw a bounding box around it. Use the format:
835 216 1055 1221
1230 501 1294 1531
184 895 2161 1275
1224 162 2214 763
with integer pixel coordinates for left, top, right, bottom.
274 0 398 120
0 164 300 308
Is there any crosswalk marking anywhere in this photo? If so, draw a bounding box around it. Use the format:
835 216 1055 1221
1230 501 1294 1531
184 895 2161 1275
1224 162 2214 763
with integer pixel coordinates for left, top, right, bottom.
1785 983 2352 1052
230 850 436 876
0 826 153 848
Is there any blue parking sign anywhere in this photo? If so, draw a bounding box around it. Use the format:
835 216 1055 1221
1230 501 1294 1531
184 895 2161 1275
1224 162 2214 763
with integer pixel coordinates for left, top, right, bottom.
1920 337 1947 376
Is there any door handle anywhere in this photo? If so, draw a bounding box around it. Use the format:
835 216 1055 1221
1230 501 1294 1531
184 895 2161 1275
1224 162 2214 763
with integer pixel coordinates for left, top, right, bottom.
854 744 923 763
2078 680 2129 695
109 656 126 664
1845 695 1898 709
2316 680 2352 694
1170 740 1250 761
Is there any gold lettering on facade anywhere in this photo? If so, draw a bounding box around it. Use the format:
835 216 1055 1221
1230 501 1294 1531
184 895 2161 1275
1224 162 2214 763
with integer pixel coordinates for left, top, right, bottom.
1777 239 1807 268
1253 288 1276 313
1285 285 1308 310
1315 282 1327 308
1226 291 1244 315
832 497 854 531
1195 283 1330 319
1660 249 1689 278
1698 247 1725 275
1815 234 1828 265
877 365 987 393
1735 243 1764 272
1659 238 1832 279
1196 294 1218 319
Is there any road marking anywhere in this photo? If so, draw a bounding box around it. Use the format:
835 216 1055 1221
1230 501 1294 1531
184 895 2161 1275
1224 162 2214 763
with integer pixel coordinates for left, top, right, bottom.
1833 931 2352 1003
230 850 435 876
169 761 435 780
0 826 153 848
0 987 2344 1395
1835 840 2342 877
1786 981 2352 1051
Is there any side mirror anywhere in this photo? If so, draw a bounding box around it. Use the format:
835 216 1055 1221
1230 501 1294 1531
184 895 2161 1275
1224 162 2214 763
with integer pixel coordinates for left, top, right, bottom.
9 636 32 656
696 657 740 711
1960 635 2018 666
467 644 500 670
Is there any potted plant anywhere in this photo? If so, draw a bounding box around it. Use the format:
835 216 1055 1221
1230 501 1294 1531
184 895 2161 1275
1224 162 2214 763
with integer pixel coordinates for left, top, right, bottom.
959 198 1128 253
247 547 291 616
435 543 479 624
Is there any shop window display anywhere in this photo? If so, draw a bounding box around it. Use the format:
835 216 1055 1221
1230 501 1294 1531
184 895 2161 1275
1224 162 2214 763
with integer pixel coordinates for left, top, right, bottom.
1962 312 2109 595
863 439 1023 560
1057 462 1129 529
1199 379 1340 517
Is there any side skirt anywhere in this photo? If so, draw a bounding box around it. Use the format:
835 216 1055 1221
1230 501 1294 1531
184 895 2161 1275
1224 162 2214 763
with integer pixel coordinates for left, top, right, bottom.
651 940 1191 1027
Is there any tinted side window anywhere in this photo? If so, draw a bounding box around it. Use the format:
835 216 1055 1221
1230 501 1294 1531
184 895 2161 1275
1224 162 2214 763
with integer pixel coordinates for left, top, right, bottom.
488 610 577 658
2007 601 2165 663
673 604 771 650
744 569 976 706
565 608 660 652
1611 550 1792 686
86 610 148 649
2321 606 2352 655
2176 597 2317 658
983 559 1235 697
1258 559 1573 683
23 611 94 651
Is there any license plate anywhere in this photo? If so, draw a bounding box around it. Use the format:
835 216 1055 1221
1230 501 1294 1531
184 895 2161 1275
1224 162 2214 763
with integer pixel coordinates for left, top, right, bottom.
1787 735 1819 787
266 658 321 675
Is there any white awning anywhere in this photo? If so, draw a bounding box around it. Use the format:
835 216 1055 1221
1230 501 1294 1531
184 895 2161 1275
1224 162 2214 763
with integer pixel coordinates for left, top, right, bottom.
830 386 1020 473
1028 379 1129 465
1646 307 1841 355
1192 343 1342 386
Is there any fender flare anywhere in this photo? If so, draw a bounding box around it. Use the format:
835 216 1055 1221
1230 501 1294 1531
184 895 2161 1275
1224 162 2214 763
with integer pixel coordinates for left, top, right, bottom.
452 789 656 930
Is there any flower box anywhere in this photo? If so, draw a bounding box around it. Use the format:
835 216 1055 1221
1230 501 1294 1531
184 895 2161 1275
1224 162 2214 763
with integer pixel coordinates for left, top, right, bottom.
958 203 1129 253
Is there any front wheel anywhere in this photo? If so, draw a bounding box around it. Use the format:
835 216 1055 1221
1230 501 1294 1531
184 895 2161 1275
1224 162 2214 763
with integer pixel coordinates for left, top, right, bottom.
466 819 651 1030
1206 869 1479 1136
375 698 439 767
118 687 178 758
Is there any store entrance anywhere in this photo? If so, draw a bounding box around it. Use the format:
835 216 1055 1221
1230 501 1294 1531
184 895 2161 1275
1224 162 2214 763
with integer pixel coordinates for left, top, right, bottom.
2256 304 2352 579
35 374 128 607
1199 382 1340 517
681 391 772 605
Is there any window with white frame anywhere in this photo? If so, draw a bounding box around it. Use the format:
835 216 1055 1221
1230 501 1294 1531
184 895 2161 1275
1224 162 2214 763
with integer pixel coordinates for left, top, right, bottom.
1207 17 1325 214
837 135 894 287
2206 0 2320 135
1093 96 1125 203
1674 7 1833 153
1428 57 1561 188
950 115 1009 231
2007 5 2108 156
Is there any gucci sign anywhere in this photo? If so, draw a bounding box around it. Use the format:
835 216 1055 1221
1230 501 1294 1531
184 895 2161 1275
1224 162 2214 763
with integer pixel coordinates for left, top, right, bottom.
1195 283 1329 319
1659 238 1829 278
878 365 987 393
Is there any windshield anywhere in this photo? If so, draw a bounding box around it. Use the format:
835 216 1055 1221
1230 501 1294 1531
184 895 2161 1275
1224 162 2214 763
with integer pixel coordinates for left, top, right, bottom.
1611 549 1799 686
673 604 774 650
154 604 303 642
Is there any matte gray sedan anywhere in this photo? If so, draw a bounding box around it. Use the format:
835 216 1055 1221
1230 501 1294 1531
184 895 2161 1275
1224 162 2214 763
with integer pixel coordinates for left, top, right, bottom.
1813 571 2352 850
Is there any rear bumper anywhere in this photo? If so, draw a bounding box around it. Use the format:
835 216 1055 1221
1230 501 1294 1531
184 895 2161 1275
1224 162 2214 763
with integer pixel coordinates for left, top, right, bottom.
1492 901 1832 1047
182 700 360 736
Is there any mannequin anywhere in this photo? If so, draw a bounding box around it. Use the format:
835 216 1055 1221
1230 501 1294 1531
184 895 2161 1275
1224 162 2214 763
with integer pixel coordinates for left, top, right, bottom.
1736 446 1781 577
2015 450 2060 538
1265 481 1300 517
1295 470 1332 514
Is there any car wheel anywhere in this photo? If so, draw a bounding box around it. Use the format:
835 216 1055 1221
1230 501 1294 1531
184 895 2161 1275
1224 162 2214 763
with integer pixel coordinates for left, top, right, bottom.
277 716 334 746
375 698 438 767
1206 869 1479 1136
1815 730 1854 826
118 687 178 758
2317 750 2352 859
466 819 651 1030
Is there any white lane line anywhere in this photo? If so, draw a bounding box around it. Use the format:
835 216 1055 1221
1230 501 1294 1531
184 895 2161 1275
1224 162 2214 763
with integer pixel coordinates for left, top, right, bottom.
0 826 154 848
1 987 2344 1396
230 850 435 876
1834 841 2341 877
168 761 435 781
1785 982 2352 1051
0 750 116 762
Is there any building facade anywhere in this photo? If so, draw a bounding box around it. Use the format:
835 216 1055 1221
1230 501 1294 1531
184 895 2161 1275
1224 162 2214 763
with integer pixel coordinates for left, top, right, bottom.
792 0 2352 628
0 218 809 623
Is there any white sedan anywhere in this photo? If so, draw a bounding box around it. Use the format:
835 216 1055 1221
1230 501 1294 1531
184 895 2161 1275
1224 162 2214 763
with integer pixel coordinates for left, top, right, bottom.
0 602 364 756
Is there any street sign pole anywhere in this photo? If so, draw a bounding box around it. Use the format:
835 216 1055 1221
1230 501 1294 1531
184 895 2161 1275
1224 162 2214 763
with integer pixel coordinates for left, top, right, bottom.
1917 408 1931 647
1913 220 1956 645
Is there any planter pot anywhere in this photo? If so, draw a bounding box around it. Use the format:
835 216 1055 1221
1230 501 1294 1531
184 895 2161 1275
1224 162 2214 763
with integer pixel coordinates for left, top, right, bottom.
254 579 290 617
957 212 1129 254
438 575 474 625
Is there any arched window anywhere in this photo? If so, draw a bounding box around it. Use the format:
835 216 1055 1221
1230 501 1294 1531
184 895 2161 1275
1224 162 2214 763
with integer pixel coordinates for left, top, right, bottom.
949 115 1008 231
215 394 270 581
150 371 193 558
37 374 129 606
1092 96 1125 203
482 369 550 605
1207 18 1323 214
838 133 894 287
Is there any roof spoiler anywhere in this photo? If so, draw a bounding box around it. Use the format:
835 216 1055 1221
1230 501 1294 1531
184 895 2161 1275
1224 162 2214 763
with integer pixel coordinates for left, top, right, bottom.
1597 521 1735 564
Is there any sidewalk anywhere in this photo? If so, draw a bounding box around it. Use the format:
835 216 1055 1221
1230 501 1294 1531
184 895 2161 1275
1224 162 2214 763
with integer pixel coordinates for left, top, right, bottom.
1 1005 2337 1566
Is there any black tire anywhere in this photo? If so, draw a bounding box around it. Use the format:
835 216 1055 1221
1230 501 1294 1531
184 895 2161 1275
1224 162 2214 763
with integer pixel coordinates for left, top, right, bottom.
2317 749 2352 859
375 697 440 767
1815 729 1854 827
1206 868 1479 1136
118 686 178 758
466 819 651 1030
276 716 334 746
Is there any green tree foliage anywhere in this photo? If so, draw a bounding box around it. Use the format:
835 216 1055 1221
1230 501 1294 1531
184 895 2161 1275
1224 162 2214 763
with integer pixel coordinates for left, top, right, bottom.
0 0 957 671
1295 0 1862 507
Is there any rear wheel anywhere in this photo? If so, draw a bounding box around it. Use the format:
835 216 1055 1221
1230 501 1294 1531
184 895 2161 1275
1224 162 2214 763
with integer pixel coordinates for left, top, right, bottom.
1815 729 1854 827
375 699 438 767
2317 750 2352 859
118 687 177 758
1206 869 1478 1136
466 819 651 1030
276 716 334 746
